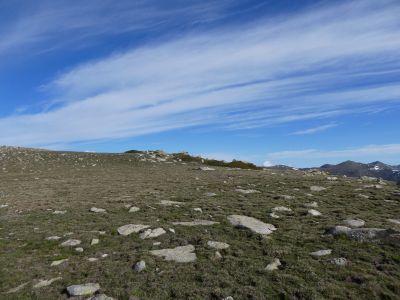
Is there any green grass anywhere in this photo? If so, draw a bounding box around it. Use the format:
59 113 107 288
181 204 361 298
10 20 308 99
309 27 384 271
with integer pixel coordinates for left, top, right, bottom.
0 148 399 299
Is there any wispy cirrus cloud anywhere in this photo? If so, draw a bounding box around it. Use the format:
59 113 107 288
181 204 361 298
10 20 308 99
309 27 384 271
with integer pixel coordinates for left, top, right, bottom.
265 144 400 165
1 0 400 147
291 123 337 135
0 0 235 56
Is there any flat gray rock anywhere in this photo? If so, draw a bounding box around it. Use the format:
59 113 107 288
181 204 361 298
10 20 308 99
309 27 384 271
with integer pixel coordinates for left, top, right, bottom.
60 239 81 247
5 282 29 294
235 189 260 194
327 225 400 241
205 192 217 197
227 215 276 235
344 218 365 228
159 200 184 206
388 219 400 225
310 249 332 256
51 258 69 266
310 186 326 192
117 224 150 236
128 206 140 213
46 236 61 241
272 206 292 212
33 277 62 288
199 167 215 171
207 241 230 249
308 209 322 216
66 283 100 296
90 207 106 213
139 227 166 239
172 220 219 226
269 212 280 219
150 245 196 263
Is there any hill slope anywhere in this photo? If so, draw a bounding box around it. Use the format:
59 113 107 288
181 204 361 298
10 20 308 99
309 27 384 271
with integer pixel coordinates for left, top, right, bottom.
0 147 399 299
320 160 400 182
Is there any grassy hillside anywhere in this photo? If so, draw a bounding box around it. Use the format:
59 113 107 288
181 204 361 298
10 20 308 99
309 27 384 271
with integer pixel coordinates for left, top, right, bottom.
1 147 400 299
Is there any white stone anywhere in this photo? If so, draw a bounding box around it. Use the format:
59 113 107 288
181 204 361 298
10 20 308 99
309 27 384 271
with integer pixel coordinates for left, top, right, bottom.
5 282 29 294
159 200 184 206
235 189 260 194
310 186 326 192
53 210 66 214
308 209 322 216
344 219 365 228
60 239 81 247
90 207 106 213
139 228 166 239
87 257 98 262
128 206 140 213
134 260 146 272
46 236 61 241
193 208 203 213
272 206 292 212
172 220 219 226
265 258 281 271
51 259 68 266
199 167 215 171
150 245 196 263
91 238 99 245
75 247 84 252
205 192 217 197
310 249 332 256
227 215 276 235
33 277 62 288
388 219 400 225
207 241 230 249
117 224 150 236
270 212 280 219
66 283 100 296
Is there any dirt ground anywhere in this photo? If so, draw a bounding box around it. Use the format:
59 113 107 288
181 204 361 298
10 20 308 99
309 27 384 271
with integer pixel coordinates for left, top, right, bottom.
0 147 399 299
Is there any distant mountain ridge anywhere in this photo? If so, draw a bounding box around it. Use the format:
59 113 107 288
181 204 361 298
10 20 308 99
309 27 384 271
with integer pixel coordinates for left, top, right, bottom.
319 160 400 182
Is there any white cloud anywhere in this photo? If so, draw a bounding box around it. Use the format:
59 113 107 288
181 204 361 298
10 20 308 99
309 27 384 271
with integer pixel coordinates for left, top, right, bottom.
263 160 274 167
0 1 233 56
291 123 337 135
1 0 400 146
267 144 400 160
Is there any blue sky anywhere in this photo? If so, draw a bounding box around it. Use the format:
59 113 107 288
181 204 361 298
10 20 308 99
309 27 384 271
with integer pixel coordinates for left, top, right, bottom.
1 0 400 167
